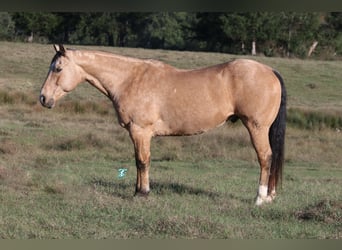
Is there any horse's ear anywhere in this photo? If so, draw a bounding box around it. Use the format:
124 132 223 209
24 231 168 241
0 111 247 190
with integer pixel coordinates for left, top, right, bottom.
53 44 66 56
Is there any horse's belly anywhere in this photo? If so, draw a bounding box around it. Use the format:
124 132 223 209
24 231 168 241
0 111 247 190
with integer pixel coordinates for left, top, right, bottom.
154 109 230 136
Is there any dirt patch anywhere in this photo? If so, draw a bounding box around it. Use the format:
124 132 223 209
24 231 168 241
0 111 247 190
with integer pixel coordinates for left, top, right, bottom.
0 139 18 155
295 199 342 224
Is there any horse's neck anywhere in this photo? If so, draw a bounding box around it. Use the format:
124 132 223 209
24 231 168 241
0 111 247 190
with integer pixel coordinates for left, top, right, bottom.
74 50 140 99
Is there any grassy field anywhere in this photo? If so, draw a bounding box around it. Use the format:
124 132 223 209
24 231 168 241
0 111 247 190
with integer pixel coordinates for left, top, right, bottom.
0 41 341 239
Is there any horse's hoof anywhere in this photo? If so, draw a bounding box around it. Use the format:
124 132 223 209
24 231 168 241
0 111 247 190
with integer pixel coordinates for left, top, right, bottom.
255 195 273 206
134 190 150 198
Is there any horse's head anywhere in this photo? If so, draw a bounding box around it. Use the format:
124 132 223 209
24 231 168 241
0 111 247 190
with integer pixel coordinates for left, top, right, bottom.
40 44 84 108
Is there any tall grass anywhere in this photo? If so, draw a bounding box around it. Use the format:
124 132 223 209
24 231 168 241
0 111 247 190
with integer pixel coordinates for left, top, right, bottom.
0 90 37 106
288 108 342 130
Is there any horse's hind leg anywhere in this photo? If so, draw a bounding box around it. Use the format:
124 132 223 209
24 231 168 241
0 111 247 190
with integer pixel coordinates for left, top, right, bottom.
245 124 273 205
129 124 152 196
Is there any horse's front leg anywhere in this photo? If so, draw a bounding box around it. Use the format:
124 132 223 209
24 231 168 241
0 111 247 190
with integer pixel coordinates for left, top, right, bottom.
129 124 153 196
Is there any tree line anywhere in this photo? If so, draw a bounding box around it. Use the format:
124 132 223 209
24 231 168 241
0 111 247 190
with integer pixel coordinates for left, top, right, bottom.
0 12 341 59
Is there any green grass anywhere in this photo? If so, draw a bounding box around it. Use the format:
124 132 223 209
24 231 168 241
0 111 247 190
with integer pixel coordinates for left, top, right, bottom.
0 42 341 239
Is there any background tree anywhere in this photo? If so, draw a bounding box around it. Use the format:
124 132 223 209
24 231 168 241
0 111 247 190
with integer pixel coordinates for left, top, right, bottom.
53 13 81 44
11 13 60 42
219 13 248 54
67 13 119 46
3 12 340 59
321 12 342 57
276 12 320 57
193 12 226 52
138 12 192 50
0 12 15 40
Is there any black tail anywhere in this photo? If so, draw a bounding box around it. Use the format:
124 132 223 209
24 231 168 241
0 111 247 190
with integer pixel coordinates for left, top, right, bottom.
269 70 287 188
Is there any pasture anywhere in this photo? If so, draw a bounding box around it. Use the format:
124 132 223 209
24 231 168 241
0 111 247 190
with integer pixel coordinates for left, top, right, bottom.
0 41 341 239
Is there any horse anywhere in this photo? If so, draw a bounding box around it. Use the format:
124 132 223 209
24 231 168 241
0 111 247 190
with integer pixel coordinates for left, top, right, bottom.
40 44 286 205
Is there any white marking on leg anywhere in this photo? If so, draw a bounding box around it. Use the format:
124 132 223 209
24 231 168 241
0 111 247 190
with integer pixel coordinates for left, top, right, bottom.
259 185 268 197
255 185 268 206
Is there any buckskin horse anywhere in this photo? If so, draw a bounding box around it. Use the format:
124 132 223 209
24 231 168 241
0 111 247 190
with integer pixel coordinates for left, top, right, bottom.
39 45 286 205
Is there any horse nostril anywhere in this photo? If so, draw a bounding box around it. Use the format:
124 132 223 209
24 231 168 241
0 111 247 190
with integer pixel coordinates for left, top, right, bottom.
39 95 54 108
39 94 46 105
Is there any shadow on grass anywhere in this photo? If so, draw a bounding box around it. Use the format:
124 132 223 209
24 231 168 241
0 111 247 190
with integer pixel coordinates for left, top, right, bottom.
150 180 220 199
90 178 221 200
90 178 134 199
90 178 254 205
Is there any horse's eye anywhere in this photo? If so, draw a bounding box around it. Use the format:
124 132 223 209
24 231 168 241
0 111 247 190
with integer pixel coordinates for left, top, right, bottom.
50 63 62 73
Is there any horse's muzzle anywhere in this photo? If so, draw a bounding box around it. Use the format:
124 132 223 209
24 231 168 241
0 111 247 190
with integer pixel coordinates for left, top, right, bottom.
39 94 54 109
